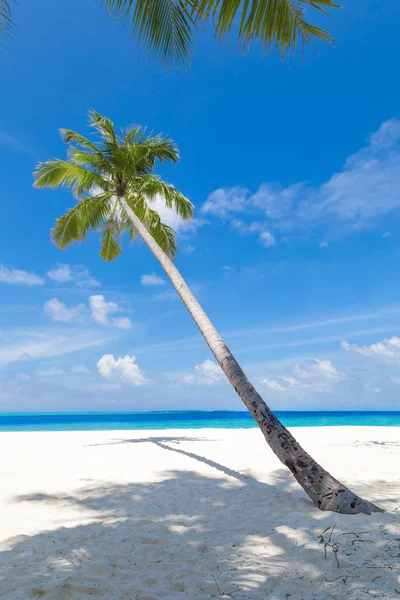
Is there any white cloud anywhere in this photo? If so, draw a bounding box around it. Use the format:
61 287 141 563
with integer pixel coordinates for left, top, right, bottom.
293 359 340 380
113 317 133 330
319 241 328 248
0 265 45 286
89 295 132 329
202 186 251 217
383 231 391 238
141 272 166 286
184 359 224 386
202 119 400 239
97 354 148 386
43 298 85 323
262 359 342 392
48 264 100 287
231 220 275 247
341 336 400 364
260 231 276 247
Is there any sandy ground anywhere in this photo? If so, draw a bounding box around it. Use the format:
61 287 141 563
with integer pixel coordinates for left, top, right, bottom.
0 426 399 600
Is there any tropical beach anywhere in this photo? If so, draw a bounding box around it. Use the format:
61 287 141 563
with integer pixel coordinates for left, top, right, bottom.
1 425 399 599
2 1 400 599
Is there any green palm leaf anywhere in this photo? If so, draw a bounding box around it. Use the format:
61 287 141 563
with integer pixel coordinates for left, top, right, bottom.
100 221 122 261
51 204 85 250
103 0 338 66
2 0 337 62
102 0 196 67
33 160 107 196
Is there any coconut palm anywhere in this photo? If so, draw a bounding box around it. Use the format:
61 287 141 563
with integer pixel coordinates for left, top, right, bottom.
3 0 337 65
34 110 380 515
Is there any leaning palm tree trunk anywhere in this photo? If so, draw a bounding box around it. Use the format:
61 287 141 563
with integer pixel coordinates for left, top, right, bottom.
119 196 381 515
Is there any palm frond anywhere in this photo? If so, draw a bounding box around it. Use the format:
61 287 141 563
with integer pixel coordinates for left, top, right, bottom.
51 204 85 250
103 0 337 66
0 0 14 45
143 133 180 164
102 0 196 67
60 129 106 155
149 215 178 258
68 146 112 173
123 126 141 145
100 220 122 261
78 192 114 231
193 0 338 53
129 176 193 221
50 194 113 250
89 109 120 149
120 212 138 242
33 160 107 196
123 195 178 258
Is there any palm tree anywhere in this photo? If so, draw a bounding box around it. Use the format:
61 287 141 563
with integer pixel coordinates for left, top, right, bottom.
3 0 338 65
33 110 381 515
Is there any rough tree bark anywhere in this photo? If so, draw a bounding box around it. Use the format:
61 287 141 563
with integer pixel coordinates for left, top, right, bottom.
119 196 382 515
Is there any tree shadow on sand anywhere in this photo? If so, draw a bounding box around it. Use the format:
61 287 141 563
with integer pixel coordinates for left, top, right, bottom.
1 436 399 599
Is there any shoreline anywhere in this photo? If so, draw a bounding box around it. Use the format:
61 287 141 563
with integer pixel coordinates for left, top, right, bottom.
1 426 399 598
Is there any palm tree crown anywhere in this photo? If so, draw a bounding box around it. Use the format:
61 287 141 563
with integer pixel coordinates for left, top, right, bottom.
3 0 338 65
33 110 193 261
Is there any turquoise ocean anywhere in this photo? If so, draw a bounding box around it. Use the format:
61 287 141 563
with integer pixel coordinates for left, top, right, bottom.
0 411 399 432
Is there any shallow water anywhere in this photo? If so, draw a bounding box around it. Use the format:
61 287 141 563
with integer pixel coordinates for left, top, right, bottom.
0 410 399 431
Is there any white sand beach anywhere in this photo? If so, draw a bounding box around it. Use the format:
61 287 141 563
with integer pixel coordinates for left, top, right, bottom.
0 426 399 599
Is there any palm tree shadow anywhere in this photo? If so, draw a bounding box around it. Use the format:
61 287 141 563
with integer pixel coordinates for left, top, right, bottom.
3 438 398 599
89 435 257 485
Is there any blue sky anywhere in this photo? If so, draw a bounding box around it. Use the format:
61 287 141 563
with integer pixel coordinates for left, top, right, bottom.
1 0 400 411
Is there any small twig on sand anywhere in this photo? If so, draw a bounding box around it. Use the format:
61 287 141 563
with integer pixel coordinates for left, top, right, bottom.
319 525 340 568
350 539 375 545
212 574 223 596
332 543 340 568
333 532 360 541
227 587 243 597
327 525 336 544
324 575 347 583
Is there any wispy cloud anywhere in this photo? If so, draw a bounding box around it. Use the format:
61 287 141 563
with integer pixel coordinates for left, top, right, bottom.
341 336 400 364
141 272 166 286
202 119 400 241
0 265 45 286
0 129 35 155
47 264 100 287
262 359 342 392
36 364 90 378
131 307 400 357
0 329 112 366
43 298 85 323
